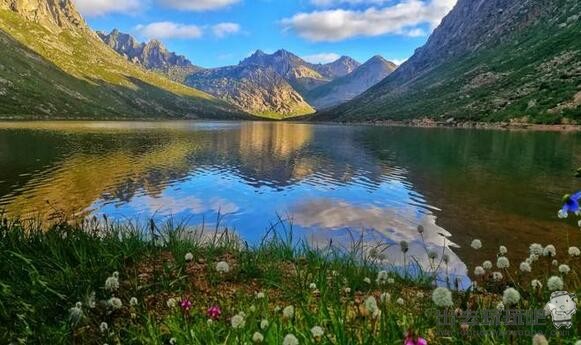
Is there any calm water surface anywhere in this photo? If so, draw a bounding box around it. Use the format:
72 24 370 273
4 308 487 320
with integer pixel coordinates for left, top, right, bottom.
0 121 579 284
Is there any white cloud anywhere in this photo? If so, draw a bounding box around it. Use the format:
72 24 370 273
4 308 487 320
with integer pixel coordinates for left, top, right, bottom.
135 22 203 39
159 0 240 11
73 0 142 16
390 58 408 65
311 0 391 7
282 0 456 42
212 22 241 38
302 53 341 64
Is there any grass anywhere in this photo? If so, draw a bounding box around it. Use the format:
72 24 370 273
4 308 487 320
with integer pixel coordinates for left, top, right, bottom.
1 213 580 345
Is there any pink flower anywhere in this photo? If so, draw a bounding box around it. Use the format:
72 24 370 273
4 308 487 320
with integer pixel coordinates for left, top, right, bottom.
404 334 427 345
180 298 192 312
207 305 222 320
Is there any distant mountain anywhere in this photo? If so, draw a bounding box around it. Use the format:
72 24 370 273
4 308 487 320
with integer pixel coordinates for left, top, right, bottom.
186 65 314 118
313 56 361 79
240 50 329 93
307 56 397 110
0 0 246 119
98 30 202 83
325 0 581 124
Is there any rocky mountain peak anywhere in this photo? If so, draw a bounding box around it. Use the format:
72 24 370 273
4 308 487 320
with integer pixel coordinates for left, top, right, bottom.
0 0 87 32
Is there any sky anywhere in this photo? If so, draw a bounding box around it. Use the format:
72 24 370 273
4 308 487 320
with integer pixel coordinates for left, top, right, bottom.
72 0 457 68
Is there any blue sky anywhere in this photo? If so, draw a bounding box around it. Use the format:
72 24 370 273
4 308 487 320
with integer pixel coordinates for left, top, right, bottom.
74 0 456 68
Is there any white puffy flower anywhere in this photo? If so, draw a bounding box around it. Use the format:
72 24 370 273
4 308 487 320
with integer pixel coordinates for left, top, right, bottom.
216 261 230 273
69 302 83 326
396 297 405 305
496 301 505 311
574 341 581 345
105 272 120 291
496 257 510 269
482 261 493 270
519 262 531 272
387 278 395 284
309 283 317 290
376 270 388 284
474 266 485 276
99 321 108 333
529 244 543 256
558 209 568 219
416 291 425 299
568 246 580 257
252 331 264 343
260 319 269 330
502 288 520 306
249 305 256 313
432 287 453 307
498 245 508 255
311 326 324 338
256 292 265 299
547 276 564 291
380 292 391 303
169 338 177 345
283 334 299 345
167 298 177 308
87 292 96 309
543 245 556 257
552 259 559 266
531 279 542 289
231 314 246 329
343 287 351 294
492 272 504 281
532 334 548 345
363 277 371 284
130 297 138 306
470 239 482 250
558 264 571 274
184 252 194 262
108 297 122 310
283 305 294 319
207 319 213 326
364 296 379 316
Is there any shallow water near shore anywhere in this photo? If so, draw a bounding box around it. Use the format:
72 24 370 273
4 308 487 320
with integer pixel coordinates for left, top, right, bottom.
0 120 579 283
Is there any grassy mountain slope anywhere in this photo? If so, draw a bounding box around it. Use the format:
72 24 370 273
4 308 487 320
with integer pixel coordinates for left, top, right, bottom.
325 0 581 124
0 6 246 119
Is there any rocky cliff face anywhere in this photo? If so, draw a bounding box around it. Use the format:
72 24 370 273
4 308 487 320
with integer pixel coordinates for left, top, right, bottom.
98 30 201 82
307 56 396 109
327 0 581 124
186 65 314 118
314 56 361 79
0 0 86 32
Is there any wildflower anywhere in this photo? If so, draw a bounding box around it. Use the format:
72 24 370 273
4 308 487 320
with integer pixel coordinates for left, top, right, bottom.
167 298 177 308
363 277 371 284
108 297 122 310
87 292 96 309
380 292 391 303
552 259 559 266
69 302 83 326
532 334 549 345
460 323 469 333
568 246 581 257
470 239 482 250
364 296 379 316
547 276 564 291
499 245 508 255
404 333 428 345
417 225 425 234
283 305 295 319
396 298 405 305
560 191 581 216
283 334 299 345
311 326 324 339
432 287 453 307
376 270 388 284
416 291 425 299
496 301 505 311
400 240 409 253
502 288 521 306
256 292 266 299
529 243 543 256
231 313 246 329
474 266 485 276
99 322 108 333
531 279 542 289
260 319 269 330
343 287 351 294
180 298 192 312
274 306 281 312
427 250 438 260
169 338 177 345
482 260 493 270
519 262 531 272
207 319 213 326
543 245 556 257
309 283 317 290
558 264 571 274
104 272 120 292
249 305 256 312
387 277 395 284
184 252 193 262
496 257 510 269
130 297 138 306
216 261 230 273
492 272 503 281
252 332 264 343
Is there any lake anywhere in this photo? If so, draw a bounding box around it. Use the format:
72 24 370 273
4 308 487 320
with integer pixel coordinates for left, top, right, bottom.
0 121 579 285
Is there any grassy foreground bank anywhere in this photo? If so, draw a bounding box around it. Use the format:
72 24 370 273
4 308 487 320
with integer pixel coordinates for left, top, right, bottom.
1 216 579 345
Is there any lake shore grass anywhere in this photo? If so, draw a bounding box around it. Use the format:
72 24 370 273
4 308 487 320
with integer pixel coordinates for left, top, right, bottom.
1 215 579 345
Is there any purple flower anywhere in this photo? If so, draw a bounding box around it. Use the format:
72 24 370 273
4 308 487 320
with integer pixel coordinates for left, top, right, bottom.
207 305 221 320
561 191 581 215
180 298 192 312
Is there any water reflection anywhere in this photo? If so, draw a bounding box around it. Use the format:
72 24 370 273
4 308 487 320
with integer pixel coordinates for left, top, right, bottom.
0 121 579 282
